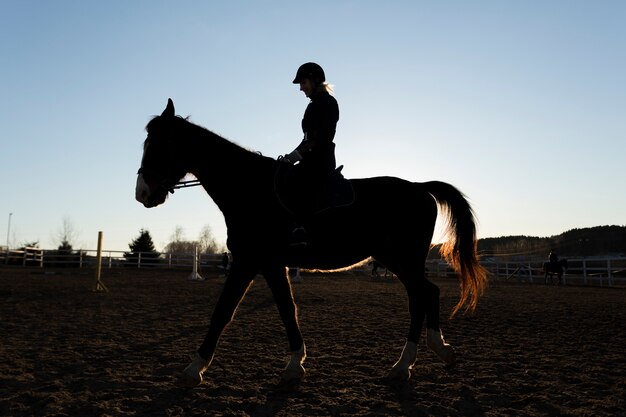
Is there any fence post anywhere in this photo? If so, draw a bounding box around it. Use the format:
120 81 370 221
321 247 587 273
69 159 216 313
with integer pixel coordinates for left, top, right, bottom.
582 259 587 285
137 252 142 269
607 259 613 286
93 231 108 292
188 247 204 280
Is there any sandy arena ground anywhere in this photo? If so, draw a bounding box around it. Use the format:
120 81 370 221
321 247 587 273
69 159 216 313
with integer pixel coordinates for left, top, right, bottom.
0 268 624 416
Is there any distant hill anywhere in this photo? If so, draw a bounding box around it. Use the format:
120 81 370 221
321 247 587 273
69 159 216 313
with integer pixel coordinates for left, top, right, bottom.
429 225 626 260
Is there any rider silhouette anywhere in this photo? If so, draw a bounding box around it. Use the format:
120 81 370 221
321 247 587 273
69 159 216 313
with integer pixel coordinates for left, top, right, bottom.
283 62 340 246
549 249 558 264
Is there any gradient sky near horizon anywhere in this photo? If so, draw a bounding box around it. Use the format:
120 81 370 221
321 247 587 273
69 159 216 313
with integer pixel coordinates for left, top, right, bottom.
1 1 624 252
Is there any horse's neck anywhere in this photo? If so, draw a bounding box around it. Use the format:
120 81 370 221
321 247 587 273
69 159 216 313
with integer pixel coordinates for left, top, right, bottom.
186 124 272 212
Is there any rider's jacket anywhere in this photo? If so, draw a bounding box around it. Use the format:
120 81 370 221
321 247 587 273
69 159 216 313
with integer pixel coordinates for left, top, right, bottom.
296 91 339 174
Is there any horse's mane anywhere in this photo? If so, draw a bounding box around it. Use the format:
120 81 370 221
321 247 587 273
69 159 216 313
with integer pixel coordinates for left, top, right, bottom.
146 114 272 164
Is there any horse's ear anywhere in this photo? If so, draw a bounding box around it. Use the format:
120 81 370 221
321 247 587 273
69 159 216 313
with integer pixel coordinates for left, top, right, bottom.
162 98 175 117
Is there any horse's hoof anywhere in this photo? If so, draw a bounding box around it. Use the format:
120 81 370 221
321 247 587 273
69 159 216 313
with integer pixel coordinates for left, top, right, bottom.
430 344 456 367
386 366 411 382
178 370 203 388
426 329 456 367
441 346 456 368
178 353 212 388
281 364 305 382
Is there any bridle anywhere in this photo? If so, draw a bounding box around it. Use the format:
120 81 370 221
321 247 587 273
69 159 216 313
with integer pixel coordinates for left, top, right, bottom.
140 129 202 193
137 167 201 194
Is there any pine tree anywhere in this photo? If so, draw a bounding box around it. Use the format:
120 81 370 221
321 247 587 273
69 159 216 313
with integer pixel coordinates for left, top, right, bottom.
124 229 160 267
129 229 156 252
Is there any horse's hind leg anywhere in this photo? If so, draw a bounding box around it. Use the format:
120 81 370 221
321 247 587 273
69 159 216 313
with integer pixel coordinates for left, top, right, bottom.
421 280 455 366
388 265 455 381
264 266 306 383
386 267 425 381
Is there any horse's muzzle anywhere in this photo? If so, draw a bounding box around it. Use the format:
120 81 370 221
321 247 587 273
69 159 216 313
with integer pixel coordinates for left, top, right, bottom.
136 174 167 207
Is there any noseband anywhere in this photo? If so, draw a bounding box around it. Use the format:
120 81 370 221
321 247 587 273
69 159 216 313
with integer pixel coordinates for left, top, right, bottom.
137 168 201 194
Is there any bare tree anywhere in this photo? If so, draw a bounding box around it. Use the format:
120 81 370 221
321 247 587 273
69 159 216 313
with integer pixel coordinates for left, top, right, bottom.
198 225 220 254
170 225 185 245
164 225 222 254
55 216 78 250
164 226 195 254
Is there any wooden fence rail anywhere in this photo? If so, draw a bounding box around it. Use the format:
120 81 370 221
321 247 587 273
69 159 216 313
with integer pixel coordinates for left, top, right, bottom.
2 249 624 287
1 247 43 267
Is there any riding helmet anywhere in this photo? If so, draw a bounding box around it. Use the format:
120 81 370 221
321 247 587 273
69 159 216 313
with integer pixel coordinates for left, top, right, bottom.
292 62 326 84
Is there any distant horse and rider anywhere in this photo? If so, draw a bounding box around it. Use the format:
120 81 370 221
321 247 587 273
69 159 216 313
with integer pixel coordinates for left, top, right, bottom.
543 249 568 285
135 98 488 387
370 259 393 278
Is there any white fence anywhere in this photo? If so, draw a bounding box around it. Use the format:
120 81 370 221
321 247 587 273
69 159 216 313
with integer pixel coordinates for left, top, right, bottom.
471 257 626 287
3 249 625 287
1 248 225 271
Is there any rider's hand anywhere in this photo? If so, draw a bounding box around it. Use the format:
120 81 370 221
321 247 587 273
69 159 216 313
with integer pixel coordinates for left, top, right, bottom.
283 150 302 164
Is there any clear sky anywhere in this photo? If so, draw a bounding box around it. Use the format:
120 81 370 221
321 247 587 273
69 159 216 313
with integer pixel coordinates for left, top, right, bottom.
1 1 624 253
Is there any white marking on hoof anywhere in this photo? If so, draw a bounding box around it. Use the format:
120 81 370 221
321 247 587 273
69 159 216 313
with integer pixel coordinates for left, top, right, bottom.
179 353 212 388
282 343 306 382
388 340 417 381
426 328 456 366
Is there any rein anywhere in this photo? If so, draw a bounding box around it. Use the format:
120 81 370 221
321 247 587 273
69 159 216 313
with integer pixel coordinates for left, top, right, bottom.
138 167 202 193
170 179 202 191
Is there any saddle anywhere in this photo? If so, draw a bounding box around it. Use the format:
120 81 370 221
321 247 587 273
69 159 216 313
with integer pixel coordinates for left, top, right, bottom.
274 161 354 215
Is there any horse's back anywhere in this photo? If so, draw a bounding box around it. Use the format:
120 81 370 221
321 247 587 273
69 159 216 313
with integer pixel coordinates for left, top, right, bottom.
342 176 438 239
349 176 435 206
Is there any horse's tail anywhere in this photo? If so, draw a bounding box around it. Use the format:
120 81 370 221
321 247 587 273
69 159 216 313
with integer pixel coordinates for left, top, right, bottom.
423 181 488 317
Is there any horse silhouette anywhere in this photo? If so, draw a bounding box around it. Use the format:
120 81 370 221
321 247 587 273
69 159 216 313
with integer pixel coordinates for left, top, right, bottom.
543 259 568 285
135 99 488 386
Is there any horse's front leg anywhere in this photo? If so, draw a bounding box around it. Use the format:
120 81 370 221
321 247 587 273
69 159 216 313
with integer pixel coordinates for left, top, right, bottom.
388 274 426 381
264 266 306 383
180 263 255 387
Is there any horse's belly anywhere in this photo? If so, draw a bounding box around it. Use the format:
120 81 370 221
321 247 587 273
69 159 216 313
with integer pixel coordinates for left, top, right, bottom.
287 247 369 271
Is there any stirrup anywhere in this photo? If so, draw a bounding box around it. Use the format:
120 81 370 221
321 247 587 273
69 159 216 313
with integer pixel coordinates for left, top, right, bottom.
289 227 307 247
